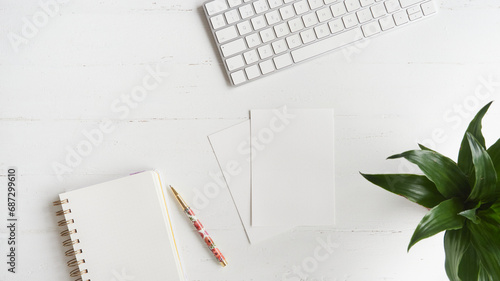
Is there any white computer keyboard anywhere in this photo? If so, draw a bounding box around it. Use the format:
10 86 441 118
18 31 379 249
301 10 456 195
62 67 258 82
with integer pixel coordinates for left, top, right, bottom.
203 0 437 86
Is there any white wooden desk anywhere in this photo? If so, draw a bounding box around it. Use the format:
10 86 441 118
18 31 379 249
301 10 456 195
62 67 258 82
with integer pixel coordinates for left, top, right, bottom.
1 0 500 280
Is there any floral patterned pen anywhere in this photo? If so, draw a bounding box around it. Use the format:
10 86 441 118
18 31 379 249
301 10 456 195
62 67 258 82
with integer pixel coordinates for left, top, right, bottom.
170 186 228 267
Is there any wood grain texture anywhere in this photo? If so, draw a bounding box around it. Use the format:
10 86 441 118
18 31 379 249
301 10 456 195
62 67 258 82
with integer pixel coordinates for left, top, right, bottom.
0 0 499 280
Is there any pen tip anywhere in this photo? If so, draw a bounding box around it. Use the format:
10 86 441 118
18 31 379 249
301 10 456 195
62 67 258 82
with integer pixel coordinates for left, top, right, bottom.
169 185 177 194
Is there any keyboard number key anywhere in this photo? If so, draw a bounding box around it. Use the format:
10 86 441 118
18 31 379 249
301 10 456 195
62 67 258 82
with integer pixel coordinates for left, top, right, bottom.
279 5 295 20
259 60 276 74
273 53 293 69
268 0 284 9
245 65 261 80
231 70 247 85
226 55 245 71
206 0 229 15
265 10 282 25
239 4 255 19
379 15 395 30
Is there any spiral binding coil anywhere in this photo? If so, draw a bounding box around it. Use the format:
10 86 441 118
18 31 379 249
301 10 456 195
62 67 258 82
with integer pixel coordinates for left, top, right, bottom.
53 199 90 281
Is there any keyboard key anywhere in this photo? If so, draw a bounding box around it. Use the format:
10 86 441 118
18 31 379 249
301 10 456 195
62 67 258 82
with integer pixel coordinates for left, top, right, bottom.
302 12 319 27
221 38 247 57
251 15 267 30
407 5 423 20
245 65 261 79
228 0 243 7
356 8 373 23
254 0 269 13
399 0 424 8
272 39 288 53
291 27 363 62
421 1 436 15
289 17 305 32
330 2 347 17
274 22 291 37
226 55 245 70
384 0 400 13
342 13 358 28
265 10 282 25
246 33 262 48
361 21 381 37
206 0 229 15
344 0 361 12
328 18 344 33
225 9 240 24
239 4 255 19
231 70 247 85
317 7 333 22
211 14 226 30
370 3 387 18
300 29 316 44
393 10 409 25
314 23 331 38
279 5 296 20
273 53 293 69
259 60 276 74
408 10 423 20
268 0 284 8
379 15 395 30
308 0 324 9
324 0 338 3
257 44 273 59
216 26 238 43
243 49 259 64
237 21 252 35
286 34 302 48
360 0 375 6
294 0 310 14
260 27 277 42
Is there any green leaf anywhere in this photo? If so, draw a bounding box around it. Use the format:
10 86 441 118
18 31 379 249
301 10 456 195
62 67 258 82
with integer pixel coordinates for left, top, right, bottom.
468 208 500 279
458 240 480 281
408 198 465 251
444 227 472 281
487 138 500 195
479 266 493 281
388 150 470 199
360 173 446 208
467 133 498 203
458 102 493 184
459 204 481 224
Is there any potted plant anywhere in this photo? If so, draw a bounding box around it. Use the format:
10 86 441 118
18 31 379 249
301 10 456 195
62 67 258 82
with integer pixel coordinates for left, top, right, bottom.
361 101 500 281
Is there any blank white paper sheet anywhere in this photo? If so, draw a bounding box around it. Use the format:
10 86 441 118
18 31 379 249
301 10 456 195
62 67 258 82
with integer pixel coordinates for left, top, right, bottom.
209 121 291 244
250 107 335 227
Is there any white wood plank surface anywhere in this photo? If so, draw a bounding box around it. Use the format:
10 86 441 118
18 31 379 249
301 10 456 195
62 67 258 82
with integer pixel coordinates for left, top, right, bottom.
1 0 500 280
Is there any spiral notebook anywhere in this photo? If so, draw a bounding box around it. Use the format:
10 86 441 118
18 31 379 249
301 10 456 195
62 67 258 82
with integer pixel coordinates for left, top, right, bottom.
53 171 185 281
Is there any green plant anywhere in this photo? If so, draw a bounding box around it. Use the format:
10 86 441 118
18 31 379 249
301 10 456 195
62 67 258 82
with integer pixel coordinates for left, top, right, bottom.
361 101 500 281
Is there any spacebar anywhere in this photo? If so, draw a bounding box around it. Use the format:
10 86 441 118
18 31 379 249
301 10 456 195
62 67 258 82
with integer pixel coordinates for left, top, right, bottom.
291 28 364 63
